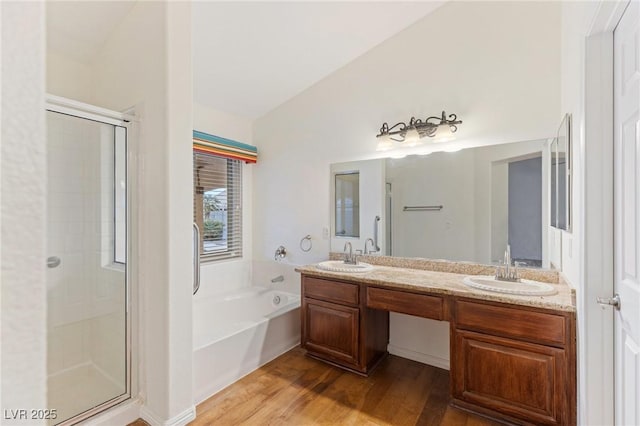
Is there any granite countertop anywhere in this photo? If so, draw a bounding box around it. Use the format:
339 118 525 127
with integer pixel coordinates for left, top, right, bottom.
295 263 576 313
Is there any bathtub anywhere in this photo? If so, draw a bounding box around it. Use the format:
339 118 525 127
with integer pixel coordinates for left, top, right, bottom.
192 287 301 404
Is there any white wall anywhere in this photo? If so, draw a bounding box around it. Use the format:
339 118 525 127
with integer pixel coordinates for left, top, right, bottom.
253 1 561 368
46 50 93 104
1 1 48 423
46 2 195 424
192 103 255 298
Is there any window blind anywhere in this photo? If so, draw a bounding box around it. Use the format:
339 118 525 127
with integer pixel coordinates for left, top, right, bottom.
194 152 243 261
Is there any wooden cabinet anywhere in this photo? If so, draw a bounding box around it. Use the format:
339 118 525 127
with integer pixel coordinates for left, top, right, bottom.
300 273 576 425
366 286 444 320
301 276 388 375
451 299 576 425
303 298 359 365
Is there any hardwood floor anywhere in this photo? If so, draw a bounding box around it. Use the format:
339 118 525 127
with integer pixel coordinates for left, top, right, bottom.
188 347 502 426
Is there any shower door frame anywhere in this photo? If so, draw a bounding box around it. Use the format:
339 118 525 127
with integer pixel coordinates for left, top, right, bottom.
45 94 137 426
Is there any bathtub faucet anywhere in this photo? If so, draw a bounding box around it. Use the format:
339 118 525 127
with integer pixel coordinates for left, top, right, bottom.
271 275 285 283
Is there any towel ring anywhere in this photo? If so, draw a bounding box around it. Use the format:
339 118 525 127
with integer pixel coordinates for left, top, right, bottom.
300 235 312 252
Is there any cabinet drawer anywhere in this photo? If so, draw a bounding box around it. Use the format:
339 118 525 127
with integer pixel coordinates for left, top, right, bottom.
367 287 443 320
303 277 359 306
455 300 567 347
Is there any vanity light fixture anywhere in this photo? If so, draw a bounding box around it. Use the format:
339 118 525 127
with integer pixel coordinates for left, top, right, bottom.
376 111 462 151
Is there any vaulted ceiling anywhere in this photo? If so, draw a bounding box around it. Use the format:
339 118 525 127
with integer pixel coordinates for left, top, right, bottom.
192 2 444 118
47 1 444 119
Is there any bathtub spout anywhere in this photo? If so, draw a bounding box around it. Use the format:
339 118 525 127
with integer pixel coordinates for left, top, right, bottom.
270 275 285 283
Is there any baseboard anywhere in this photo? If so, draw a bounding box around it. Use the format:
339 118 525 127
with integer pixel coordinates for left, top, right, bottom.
388 344 450 370
140 405 196 426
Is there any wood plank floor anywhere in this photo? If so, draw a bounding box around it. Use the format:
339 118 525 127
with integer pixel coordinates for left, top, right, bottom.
188 347 502 426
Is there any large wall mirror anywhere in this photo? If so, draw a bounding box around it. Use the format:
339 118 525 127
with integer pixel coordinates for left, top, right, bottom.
330 139 553 269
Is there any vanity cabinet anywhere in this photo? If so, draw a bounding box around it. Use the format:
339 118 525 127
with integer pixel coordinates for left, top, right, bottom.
300 272 576 425
451 299 576 425
301 276 389 375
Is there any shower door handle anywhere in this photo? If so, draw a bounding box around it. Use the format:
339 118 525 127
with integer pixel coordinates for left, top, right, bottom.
193 223 201 295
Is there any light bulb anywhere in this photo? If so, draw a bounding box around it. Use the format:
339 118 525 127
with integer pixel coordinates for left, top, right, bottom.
433 124 455 142
403 127 421 147
376 133 394 151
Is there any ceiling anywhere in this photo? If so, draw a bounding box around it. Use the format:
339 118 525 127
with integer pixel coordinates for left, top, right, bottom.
47 1 444 119
192 2 444 119
46 1 136 64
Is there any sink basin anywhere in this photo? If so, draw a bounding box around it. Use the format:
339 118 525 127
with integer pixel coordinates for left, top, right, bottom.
463 275 557 296
316 260 374 273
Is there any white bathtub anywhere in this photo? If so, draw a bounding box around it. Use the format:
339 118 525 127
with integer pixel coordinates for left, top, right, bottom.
192 287 301 403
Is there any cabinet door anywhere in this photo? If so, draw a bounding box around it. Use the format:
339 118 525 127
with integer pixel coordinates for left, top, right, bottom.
452 330 568 425
303 298 359 366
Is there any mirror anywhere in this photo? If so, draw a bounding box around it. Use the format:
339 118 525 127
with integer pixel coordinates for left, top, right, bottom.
335 172 360 237
551 114 571 231
330 139 551 268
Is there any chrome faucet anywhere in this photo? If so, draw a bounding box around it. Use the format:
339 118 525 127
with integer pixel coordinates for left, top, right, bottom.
343 242 357 265
495 244 520 282
364 238 377 255
270 275 284 283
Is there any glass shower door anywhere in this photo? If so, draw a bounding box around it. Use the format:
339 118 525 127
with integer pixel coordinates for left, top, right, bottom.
46 110 128 424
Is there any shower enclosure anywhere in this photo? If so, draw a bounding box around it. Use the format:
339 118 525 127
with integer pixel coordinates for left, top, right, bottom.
46 97 131 425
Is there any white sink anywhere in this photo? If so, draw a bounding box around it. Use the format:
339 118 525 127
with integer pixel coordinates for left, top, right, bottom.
463 275 558 296
316 260 374 273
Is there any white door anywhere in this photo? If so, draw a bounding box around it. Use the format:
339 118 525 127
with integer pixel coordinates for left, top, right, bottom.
614 2 640 424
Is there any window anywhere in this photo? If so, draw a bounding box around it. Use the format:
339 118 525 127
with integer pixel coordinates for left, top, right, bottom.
194 151 242 261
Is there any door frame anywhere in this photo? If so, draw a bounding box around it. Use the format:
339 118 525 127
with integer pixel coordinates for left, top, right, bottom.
582 1 629 424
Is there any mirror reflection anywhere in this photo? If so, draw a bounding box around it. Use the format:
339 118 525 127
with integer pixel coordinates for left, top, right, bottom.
331 139 551 268
335 172 360 237
552 113 571 231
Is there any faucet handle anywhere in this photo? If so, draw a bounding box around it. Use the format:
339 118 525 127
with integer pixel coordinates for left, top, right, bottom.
364 238 376 255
